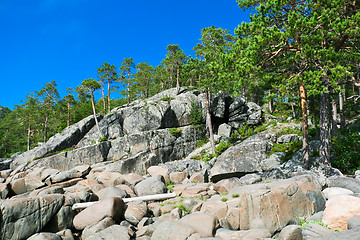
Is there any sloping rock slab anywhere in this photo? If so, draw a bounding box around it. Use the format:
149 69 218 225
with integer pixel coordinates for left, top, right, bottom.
227 175 325 234
11 115 99 169
27 141 111 171
0 194 64 240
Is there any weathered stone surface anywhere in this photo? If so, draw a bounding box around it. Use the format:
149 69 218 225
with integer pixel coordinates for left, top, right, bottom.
347 215 360 230
0 194 64 240
0 158 12 170
179 212 218 238
0 182 9 199
147 166 169 183
322 187 354 200
218 123 232 138
301 223 333 240
215 228 271 240
28 141 111 171
278 225 303 240
124 201 148 225
95 186 127 200
134 175 166 196
261 152 286 171
169 172 186 184
210 134 272 182
151 219 196 240
225 175 324 234
81 217 115 240
277 134 300 144
322 195 360 231
327 176 360 193
86 225 130 240
73 197 125 230
28 232 62 240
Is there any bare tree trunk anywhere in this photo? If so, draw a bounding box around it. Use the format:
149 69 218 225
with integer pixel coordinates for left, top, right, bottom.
319 90 331 166
176 67 180 95
100 83 106 113
268 91 274 113
339 88 345 129
300 83 309 169
331 98 338 136
27 125 31 151
107 81 111 113
67 102 70 127
205 91 215 154
44 114 48 143
91 93 103 138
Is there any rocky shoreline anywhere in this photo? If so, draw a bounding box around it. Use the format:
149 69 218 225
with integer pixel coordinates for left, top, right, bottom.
0 88 359 240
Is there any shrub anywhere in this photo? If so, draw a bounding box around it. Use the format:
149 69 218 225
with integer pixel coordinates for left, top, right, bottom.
169 128 182 136
221 197 228 202
277 127 302 137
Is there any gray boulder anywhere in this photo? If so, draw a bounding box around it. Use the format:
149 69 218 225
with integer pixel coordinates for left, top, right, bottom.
28 233 62 240
134 175 166 196
0 158 12 170
85 225 130 240
210 133 272 182
0 194 64 240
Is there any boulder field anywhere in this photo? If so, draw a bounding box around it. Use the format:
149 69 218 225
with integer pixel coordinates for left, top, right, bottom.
0 88 359 239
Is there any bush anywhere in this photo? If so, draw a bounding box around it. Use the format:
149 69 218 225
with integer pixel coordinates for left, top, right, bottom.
169 128 182 136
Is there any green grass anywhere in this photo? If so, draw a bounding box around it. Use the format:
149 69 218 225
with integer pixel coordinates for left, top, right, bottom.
269 140 303 162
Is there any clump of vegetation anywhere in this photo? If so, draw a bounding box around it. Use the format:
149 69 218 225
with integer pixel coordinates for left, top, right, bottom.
196 137 209 148
159 96 174 102
214 140 232 156
231 123 267 141
190 100 203 126
176 203 190 216
269 140 303 162
232 194 239 198
331 124 360 174
98 136 108 142
300 217 329 228
33 146 75 160
165 181 174 191
169 128 182 137
199 153 216 163
277 127 302 137
221 197 228 202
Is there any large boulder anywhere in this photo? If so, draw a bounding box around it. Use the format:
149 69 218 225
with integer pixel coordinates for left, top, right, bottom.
224 175 325 234
210 133 273 182
0 194 64 240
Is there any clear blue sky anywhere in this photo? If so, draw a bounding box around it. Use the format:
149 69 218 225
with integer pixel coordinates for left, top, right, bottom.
0 0 250 110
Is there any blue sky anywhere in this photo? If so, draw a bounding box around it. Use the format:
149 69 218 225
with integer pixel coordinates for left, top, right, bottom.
0 0 250 109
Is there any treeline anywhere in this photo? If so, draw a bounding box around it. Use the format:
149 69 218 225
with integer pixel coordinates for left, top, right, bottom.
1 1 360 171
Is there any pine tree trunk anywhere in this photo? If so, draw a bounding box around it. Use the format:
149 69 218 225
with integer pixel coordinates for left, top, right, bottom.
107 80 111 113
176 67 180 95
205 91 215 154
67 102 70 127
101 84 106 113
339 89 345 129
27 124 31 151
268 91 274 113
331 98 338 136
300 83 309 169
319 90 331 166
91 93 103 138
44 114 48 143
